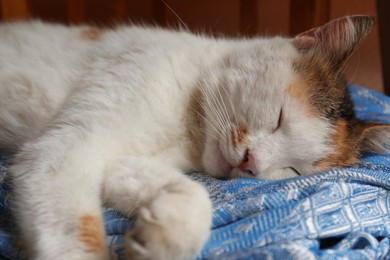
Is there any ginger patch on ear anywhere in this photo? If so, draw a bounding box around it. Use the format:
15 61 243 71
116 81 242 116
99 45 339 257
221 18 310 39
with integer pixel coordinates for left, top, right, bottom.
78 214 105 254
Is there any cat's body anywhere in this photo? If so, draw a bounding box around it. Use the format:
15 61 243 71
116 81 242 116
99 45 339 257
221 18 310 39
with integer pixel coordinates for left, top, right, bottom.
1 22 218 259
0 16 388 259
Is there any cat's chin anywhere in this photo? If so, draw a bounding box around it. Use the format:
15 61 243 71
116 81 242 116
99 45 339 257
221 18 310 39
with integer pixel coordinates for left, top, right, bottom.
229 168 257 179
259 167 301 180
229 167 301 180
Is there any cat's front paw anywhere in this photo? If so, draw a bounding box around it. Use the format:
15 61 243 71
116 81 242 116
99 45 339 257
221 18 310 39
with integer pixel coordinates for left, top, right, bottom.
124 208 207 260
124 183 212 260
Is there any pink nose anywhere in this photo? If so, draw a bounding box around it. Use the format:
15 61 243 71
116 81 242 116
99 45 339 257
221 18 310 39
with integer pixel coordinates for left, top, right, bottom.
238 150 258 175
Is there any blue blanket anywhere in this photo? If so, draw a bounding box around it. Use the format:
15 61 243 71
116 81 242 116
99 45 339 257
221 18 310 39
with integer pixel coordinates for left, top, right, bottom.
1 85 390 259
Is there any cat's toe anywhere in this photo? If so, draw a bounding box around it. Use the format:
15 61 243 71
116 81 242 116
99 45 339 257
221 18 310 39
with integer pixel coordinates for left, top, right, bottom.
124 228 150 259
123 184 211 260
124 207 202 260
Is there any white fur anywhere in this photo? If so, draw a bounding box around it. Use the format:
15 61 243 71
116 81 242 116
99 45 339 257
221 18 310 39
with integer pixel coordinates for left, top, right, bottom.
0 22 332 259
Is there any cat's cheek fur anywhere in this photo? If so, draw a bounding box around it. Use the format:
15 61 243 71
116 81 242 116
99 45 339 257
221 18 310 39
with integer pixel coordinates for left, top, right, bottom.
202 137 229 178
285 116 334 175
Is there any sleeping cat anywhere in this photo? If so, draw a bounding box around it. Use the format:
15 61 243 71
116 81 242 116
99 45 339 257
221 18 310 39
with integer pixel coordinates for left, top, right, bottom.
0 15 388 259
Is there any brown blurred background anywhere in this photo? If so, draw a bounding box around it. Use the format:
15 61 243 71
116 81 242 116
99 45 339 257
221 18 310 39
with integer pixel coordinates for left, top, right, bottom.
0 0 388 94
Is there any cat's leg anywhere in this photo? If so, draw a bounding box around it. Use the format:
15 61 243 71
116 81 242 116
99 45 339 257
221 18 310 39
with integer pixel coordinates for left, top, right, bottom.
103 156 212 260
10 130 114 260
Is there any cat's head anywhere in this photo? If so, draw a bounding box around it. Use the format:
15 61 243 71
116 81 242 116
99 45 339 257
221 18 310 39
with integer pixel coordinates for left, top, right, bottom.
200 15 390 180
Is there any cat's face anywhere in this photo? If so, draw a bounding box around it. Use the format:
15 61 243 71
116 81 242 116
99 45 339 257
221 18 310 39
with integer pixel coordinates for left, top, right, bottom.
200 16 389 180
200 39 331 179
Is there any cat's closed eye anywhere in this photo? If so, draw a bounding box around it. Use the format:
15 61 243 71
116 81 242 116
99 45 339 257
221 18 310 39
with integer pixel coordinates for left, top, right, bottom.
272 108 283 133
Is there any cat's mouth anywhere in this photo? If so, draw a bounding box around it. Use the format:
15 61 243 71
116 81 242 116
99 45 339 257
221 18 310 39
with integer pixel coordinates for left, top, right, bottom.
216 146 302 179
288 167 302 176
228 166 302 180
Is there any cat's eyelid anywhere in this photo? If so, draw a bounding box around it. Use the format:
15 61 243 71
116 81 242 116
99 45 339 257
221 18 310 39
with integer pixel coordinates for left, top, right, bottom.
272 108 283 133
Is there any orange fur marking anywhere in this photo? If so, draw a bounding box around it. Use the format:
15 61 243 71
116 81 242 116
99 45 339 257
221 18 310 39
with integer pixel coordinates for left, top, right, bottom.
287 79 318 118
78 214 105 254
81 28 102 40
232 124 248 148
315 120 359 171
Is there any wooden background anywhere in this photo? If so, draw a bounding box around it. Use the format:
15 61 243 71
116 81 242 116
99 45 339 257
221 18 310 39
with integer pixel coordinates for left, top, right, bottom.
0 0 384 93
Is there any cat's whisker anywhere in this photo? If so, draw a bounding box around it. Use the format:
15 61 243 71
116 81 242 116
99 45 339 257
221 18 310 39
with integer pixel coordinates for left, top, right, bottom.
160 0 190 32
219 82 239 126
207 105 228 136
192 125 221 141
204 108 227 139
205 78 231 136
189 106 224 140
215 82 232 131
200 85 229 137
194 87 225 138
203 86 227 131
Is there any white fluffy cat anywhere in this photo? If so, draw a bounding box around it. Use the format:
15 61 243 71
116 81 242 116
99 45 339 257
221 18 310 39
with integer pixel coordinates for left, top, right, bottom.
0 15 388 259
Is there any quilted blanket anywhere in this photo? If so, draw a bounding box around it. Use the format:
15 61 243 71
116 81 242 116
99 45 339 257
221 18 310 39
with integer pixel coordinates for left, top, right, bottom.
1 85 390 259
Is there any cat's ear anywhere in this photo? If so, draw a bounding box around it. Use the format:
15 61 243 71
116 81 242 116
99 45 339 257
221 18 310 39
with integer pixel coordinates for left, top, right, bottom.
356 121 390 154
292 15 374 70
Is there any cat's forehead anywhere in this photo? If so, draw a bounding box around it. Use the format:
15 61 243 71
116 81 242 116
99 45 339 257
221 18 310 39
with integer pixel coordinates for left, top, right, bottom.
222 38 298 89
226 38 298 68
225 38 352 122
